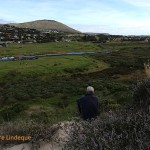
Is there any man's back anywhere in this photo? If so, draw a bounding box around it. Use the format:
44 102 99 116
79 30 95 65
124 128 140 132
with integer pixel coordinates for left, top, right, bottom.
77 93 100 120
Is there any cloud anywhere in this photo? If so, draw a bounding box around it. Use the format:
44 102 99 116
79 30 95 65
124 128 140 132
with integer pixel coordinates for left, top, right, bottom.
121 0 150 7
118 19 150 28
0 0 150 35
70 23 150 35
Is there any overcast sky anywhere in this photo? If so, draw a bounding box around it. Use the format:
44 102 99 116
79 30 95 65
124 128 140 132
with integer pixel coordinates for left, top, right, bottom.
0 0 150 35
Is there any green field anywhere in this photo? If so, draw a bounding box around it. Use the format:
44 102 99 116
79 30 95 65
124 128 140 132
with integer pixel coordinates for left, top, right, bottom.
0 41 149 125
0 42 102 56
0 55 108 76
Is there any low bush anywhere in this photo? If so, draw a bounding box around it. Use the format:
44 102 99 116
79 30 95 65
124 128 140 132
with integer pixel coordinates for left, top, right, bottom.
0 103 28 121
133 78 150 112
64 110 150 150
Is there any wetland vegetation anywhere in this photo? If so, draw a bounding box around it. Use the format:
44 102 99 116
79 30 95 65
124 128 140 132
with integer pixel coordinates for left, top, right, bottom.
0 41 149 124
0 41 150 148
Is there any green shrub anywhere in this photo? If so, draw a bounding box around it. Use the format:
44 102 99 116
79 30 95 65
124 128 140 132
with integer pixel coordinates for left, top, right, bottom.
0 103 27 121
56 95 69 109
30 111 50 124
100 98 120 112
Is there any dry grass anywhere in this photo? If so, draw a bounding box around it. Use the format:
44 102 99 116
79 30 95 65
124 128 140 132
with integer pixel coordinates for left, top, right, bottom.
144 60 150 78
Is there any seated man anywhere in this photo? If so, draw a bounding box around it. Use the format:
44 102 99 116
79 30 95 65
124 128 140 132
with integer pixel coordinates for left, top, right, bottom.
77 86 100 120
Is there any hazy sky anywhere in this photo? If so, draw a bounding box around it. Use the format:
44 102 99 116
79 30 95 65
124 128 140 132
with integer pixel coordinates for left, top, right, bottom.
0 0 150 35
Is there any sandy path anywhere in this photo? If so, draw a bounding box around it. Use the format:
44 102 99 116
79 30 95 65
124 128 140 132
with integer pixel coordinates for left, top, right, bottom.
3 121 73 150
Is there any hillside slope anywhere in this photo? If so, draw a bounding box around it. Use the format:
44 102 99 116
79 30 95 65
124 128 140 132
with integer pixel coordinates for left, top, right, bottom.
10 20 80 33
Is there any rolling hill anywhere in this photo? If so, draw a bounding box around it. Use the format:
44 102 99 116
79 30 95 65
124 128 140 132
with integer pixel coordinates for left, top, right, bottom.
10 20 80 33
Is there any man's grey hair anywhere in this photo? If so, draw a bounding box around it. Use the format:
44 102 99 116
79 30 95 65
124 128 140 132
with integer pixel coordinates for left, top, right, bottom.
86 86 94 93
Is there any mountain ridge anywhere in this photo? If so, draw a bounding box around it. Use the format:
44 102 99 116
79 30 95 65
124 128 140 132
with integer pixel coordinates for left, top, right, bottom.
10 19 80 33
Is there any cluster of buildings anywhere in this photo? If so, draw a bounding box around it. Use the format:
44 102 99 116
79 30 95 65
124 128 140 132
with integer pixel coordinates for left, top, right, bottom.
0 24 41 43
0 24 63 46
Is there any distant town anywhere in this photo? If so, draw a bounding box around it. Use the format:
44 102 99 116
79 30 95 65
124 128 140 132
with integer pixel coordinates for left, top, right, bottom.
0 24 150 47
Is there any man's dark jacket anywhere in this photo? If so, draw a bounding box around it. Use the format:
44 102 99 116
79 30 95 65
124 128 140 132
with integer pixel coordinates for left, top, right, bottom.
77 93 100 120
